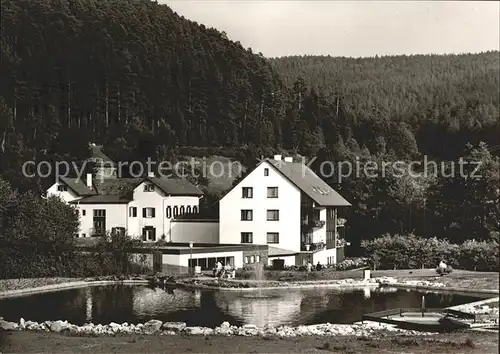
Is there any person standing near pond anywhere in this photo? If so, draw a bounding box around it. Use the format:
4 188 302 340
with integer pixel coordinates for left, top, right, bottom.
216 261 223 277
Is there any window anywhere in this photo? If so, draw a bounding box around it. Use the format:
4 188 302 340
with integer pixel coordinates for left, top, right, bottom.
112 227 126 236
267 187 278 198
189 256 234 270
264 168 269 176
94 209 105 217
129 207 137 217
93 209 106 235
256 255 261 262
144 184 154 192
267 232 279 244
166 206 172 218
187 206 191 214
82 210 86 216
143 207 155 218
57 185 68 192
142 226 156 242
267 210 279 221
242 187 253 198
250 255 255 263
241 232 253 243
180 206 185 215
173 206 178 217
193 206 198 214
244 256 250 264
241 210 253 221
82 234 86 238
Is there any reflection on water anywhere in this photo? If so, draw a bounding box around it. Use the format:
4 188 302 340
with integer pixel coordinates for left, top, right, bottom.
214 290 303 327
132 287 198 316
85 287 92 322
0 285 486 327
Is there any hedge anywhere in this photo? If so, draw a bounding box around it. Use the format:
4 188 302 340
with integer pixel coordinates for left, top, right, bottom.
362 234 499 271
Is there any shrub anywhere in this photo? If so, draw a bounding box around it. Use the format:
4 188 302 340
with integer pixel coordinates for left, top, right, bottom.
362 234 499 271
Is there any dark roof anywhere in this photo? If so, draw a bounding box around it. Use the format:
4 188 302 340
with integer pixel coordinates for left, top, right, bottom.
266 159 351 207
97 178 140 197
69 195 131 204
149 177 203 196
67 176 203 202
59 177 96 196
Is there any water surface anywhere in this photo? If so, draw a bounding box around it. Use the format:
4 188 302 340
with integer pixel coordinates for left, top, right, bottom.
0 285 487 328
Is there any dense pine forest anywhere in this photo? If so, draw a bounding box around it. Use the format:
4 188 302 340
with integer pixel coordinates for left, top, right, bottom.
0 0 498 248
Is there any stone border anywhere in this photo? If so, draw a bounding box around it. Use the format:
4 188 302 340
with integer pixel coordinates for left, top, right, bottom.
1 277 497 299
0 318 437 337
0 280 149 299
177 280 381 292
388 283 499 296
448 296 500 311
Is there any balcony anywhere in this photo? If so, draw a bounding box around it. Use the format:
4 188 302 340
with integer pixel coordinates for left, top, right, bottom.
337 218 346 227
301 241 326 252
336 238 348 247
301 219 325 231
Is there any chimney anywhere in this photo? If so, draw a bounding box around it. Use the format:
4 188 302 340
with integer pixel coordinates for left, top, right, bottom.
86 173 92 188
284 157 293 163
273 154 282 161
148 171 155 178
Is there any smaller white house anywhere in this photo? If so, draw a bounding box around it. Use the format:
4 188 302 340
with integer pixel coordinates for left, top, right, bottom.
47 173 215 242
46 145 214 242
218 155 351 267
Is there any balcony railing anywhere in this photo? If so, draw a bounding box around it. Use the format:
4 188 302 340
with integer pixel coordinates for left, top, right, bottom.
337 218 346 227
301 241 326 252
301 220 326 230
336 238 347 247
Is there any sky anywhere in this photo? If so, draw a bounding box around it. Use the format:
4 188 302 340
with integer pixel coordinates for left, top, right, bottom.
161 1 499 58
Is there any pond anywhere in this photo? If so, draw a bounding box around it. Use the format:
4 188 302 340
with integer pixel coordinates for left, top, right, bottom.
0 285 489 328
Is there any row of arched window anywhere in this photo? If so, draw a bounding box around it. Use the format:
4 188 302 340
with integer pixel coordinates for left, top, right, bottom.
166 205 198 218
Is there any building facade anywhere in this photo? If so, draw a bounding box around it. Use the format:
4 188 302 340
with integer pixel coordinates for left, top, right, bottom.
218 155 351 267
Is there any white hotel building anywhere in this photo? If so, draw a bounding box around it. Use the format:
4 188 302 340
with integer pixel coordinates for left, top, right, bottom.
47 147 350 272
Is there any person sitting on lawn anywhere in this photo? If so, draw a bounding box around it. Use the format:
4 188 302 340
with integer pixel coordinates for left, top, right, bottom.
438 260 447 271
215 261 223 278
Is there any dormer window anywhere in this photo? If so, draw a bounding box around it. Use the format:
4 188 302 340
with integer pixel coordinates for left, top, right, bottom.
57 185 68 192
144 184 154 192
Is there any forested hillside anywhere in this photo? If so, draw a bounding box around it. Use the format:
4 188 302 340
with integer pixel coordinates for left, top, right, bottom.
270 53 500 160
0 0 293 190
0 0 498 245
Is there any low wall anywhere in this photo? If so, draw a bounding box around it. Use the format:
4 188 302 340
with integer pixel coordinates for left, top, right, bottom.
313 248 337 266
170 220 219 243
161 264 190 275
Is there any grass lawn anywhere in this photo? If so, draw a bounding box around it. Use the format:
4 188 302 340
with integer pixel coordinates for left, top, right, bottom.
0 278 80 292
0 330 498 353
234 268 499 291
